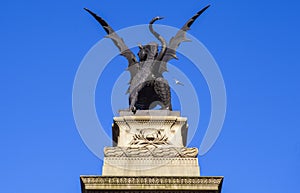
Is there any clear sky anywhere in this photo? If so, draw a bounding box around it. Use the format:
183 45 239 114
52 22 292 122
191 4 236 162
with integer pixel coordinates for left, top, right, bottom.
1 0 300 193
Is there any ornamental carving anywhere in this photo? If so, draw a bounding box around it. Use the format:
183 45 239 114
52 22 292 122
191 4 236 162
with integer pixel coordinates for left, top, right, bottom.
104 147 198 158
81 176 223 185
129 129 170 147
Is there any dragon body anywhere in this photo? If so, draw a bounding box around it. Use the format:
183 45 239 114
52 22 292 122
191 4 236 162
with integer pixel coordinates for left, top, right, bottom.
84 5 210 113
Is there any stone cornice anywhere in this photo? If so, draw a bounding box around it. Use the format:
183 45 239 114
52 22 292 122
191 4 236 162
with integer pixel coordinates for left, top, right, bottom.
81 176 223 185
81 176 223 193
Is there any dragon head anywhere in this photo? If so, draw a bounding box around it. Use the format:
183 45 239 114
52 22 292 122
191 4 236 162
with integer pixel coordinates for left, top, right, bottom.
137 42 159 62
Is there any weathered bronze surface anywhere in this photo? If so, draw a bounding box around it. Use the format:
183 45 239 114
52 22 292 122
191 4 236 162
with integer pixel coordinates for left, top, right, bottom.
84 5 210 113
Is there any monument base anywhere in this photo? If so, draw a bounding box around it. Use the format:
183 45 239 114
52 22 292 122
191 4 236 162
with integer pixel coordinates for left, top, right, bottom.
102 157 200 176
80 110 223 192
81 176 223 193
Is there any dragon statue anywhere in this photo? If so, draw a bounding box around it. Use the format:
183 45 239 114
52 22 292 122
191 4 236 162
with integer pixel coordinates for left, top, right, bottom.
84 5 210 113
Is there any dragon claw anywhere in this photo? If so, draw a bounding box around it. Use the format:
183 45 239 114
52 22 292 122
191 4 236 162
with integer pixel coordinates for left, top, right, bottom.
131 106 137 114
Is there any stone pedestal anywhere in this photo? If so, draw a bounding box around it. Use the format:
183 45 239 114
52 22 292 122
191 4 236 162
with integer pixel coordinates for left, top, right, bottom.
81 110 223 192
112 110 188 147
102 157 200 176
103 110 199 177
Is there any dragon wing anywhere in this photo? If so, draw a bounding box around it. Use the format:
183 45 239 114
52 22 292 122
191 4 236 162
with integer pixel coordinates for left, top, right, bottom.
159 5 210 74
84 8 138 78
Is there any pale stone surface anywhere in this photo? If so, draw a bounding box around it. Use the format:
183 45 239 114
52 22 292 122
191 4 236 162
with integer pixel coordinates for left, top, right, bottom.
81 176 223 193
104 147 198 158
102 157 200 176
80 111 224 192
112 112 188 147
102 111 201 177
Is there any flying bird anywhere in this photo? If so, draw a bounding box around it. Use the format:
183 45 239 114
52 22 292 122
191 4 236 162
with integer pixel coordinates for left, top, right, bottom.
174 78 184 86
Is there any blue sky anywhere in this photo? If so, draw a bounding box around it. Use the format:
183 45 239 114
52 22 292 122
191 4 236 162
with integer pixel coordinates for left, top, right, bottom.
1 0 300 193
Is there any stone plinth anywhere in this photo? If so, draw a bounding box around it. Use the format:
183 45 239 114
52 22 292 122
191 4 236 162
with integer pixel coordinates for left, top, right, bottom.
102 157 200 176
80 110 223 192
112 111 188 147
80 176 223 193
103 110 200 176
